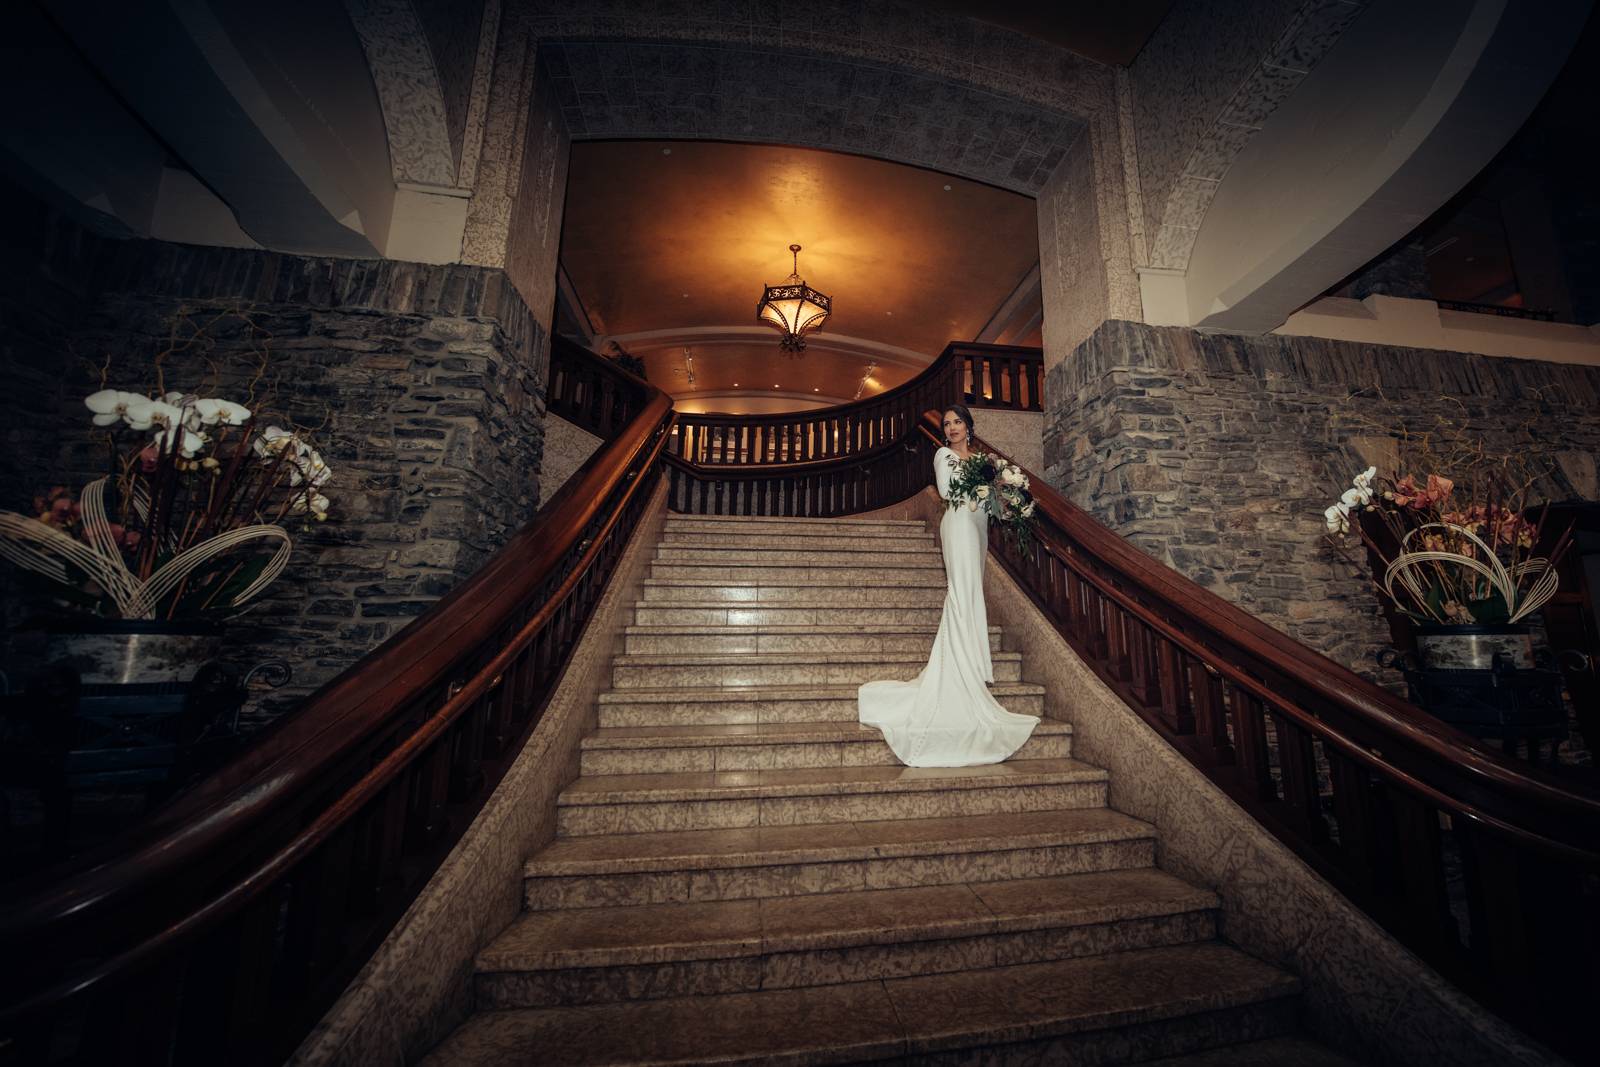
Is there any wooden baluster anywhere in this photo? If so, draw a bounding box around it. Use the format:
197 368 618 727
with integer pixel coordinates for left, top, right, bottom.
1104 600 1131 681
1009 358 1022 410
1155 637 1194 733
1326 747 1375 893
1230 690 1276 801
450 690 488 798
1380 786 1454 955
1269 712 1326 842
410 732 452 843
490 657 524 752
1188 659 1233 763
1456 828 1577 1039
713 477 725 514
1063 569 1086 644
280 826 357 997
176 889 282 1063
1125 619 1154 705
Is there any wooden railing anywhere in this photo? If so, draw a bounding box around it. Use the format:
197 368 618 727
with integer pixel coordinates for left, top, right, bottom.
958 342 1043 411
547 333 650 438
671 343 967 466
0 353 675 1066
919 411 1600 1059
665 434 933 517
667 342 1040 468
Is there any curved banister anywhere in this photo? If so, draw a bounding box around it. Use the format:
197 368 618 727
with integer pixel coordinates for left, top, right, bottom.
671 341 968 465
2 343 676 1065
915 410 1600 1055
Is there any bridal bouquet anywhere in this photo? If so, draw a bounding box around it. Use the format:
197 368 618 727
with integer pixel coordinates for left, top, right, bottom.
946 451 1037 550
0 384 335 621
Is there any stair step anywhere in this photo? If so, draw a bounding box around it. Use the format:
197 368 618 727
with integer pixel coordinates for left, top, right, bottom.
579 719 1070 774
610 650 1023 689
640 578 948 605
650 561 948 582
477 869 1218 1008
621 624 1000 657
632 602 948 627
595 682 1046 727
527 809 1157 910
425 943 1299 1066
1143 1036 1367 1065
656 544 942 565
661 531 937 552
556 758 1106 836
664 515 927 533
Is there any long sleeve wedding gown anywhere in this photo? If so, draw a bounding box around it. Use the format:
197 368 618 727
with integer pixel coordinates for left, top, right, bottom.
857 446 1038 767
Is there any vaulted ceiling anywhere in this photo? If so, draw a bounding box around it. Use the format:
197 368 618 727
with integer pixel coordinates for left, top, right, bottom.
558 141 1040 413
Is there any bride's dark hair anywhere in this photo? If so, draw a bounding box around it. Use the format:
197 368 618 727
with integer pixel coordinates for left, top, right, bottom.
942 404 975 443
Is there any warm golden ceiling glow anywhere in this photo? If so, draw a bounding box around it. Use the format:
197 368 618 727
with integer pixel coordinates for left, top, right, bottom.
560 141 1038 413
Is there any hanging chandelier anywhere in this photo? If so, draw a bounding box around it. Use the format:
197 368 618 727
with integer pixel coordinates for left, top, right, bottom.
756 244 831 355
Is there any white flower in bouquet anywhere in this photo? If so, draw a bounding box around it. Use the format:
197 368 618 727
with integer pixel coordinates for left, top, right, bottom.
976 484 990 499
1324 503 1350 534
1021 501 1036 518
289 491 332 520
151 421 209 458
84 389 151 428
193 397 252 426
254 425 307 459
1001 465 1026 488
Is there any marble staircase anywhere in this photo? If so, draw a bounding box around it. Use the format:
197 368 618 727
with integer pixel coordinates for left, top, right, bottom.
426 514 1357 1065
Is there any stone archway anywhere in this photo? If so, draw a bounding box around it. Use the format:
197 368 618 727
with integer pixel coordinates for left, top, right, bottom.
459 3 1148 366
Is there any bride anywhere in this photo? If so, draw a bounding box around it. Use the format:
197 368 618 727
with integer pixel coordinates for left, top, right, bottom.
858 404 1038 767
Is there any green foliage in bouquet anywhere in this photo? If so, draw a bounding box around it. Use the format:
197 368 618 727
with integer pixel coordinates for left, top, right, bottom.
946 451 1037 553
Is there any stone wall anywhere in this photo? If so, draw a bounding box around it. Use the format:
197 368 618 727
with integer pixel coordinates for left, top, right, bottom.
1 195 549 727
1044 319 1600 673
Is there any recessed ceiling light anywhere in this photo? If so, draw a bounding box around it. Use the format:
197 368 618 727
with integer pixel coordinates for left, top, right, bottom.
885 311 894 316
733 382 739 386
814 387 819 391
662 147 672 155
943 184 952 191
681 293 689 298
773 384 779 388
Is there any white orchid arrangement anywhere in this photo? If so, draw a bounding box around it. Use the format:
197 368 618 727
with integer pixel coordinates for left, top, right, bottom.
0 385 335 621
946 451 1037 551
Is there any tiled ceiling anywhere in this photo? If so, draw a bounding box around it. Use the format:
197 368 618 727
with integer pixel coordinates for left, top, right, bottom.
559 141 1039 412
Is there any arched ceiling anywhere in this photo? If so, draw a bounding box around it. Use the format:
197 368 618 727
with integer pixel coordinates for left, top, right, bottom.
558 141 1040 411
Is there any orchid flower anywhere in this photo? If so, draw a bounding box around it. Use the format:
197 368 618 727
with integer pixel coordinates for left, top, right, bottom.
84 389 151 428
193 398 251 426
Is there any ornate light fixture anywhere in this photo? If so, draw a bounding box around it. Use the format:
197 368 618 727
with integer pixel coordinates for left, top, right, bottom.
756 244 831 355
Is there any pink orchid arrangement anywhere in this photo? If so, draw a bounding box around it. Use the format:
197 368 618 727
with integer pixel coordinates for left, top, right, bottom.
1323 464 1569 626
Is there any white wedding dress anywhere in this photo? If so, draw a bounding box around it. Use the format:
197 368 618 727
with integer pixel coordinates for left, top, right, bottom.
857 446 1039 767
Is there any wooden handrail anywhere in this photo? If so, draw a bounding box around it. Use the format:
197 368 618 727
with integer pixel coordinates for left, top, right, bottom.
547 333 652 438
671 341 967 465
1 346 675 1065
956 342 1043 412
918 411 1600 1056
665 430 931 517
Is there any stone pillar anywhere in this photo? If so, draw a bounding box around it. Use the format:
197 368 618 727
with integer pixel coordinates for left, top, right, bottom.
1043 320 1600 676
1 196 548 727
